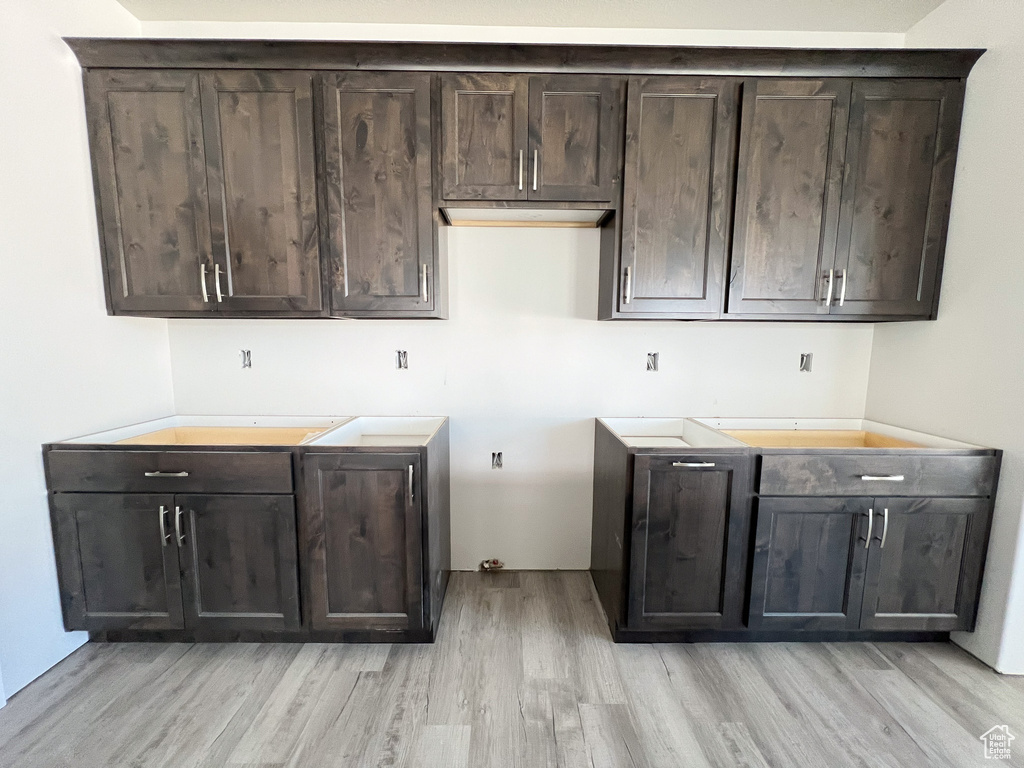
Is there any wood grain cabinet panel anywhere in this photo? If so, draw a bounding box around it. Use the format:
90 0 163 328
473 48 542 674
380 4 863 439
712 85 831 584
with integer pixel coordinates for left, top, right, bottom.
442 74 529 200
84 70 214 315
628 454 751 630
50 493 184 631
177 494 301 631
618 76 738 316
727 79 851 317
859 497 991 631
304 453 424 631
322 72 439 317
201 71 322 314
748 496 871 631
832 79 965 319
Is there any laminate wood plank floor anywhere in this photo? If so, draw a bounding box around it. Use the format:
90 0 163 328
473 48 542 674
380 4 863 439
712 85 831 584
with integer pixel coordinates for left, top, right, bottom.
1 571 1021 768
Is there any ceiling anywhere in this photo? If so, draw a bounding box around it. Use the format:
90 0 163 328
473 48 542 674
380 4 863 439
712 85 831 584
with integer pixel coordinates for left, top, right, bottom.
114 0 945 33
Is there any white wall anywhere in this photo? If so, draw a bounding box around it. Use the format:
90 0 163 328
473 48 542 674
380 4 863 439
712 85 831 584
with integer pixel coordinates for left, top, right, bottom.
169 228 874 569
0 1 173 700
864 0 1024 673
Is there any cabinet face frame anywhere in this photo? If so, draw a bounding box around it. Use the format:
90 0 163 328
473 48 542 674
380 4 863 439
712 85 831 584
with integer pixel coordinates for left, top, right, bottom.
177 493 301 631
84 69 216 316
727 79 852 317
748 496 871 631
617 76 738 317
323 72 441 317
50 493 185 631
858 496 990 631
831 79 966 319
628 452 752 630
303 451 425 631
200 70 323 315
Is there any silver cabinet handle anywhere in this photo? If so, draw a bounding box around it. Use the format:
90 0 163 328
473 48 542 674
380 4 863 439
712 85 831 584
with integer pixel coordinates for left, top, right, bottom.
824 268 834 306
532 149 538 191
864 508 874 549
880 508 889 548
673 462 716 468
408 465 414 502
860 475 905 482
159 505 170 548
623 266 632 304
144 471 189 478
518 149 524 191
839 268 847 307
174 506 186 547
421 264 429 303
200 263 210 302
214 264 224 303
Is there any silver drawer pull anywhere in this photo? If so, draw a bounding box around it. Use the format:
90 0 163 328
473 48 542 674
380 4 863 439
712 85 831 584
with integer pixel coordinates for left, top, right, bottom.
144 471 190 478
860 474 905 482
673 462 716 468
864 508 874 549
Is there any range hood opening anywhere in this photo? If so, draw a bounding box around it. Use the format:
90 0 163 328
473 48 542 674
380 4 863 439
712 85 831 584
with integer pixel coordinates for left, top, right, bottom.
441 207 611 228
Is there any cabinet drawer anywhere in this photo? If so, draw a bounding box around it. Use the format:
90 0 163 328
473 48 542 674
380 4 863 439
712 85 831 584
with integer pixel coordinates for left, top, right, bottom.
758 453 997 497
46 450 293 494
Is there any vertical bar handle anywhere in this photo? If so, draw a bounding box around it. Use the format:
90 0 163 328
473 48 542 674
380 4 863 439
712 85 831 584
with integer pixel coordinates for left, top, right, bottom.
880 508 889 548
200 263 209 303
214 264 224 303
174 506 186 547
623 266 632 305
864 508 873 549
421 264 429 303
159 506 170 548
408 465 414 503
824 269 834 306
532 149 538 191
839 269 847 307
518 150 524 191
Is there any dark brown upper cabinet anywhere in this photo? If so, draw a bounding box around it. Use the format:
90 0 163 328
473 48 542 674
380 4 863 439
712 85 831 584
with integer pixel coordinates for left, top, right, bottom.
727 79 852 318
616 77 739 318
84 69 321 318
85 70 214 316
321 72 442 318
831 80 965 319
200 71 322 314
441 74 622 202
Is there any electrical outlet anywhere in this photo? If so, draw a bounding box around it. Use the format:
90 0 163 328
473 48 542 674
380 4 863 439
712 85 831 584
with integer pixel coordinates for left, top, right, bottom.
799 353 813 372
491 452 503 469
240 349 251 369
396 350 408 369
647 352 659 372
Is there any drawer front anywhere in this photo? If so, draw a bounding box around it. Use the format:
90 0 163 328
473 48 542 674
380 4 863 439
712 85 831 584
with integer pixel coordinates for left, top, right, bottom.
758 453 997 497
46 450 293 494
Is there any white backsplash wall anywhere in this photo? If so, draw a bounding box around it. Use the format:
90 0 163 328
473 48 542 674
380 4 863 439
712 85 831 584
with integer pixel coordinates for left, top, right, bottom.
169 227 873 569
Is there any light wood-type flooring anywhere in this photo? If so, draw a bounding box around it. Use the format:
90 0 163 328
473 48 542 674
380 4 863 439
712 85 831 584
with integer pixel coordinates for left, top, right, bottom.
1 571 1022 767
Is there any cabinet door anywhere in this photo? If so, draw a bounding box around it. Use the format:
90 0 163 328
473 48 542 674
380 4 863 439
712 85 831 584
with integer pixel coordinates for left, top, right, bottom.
201 71 322 314
748 497 871 631
727 79 851 317
84 70 214 315
49 493 184 631
832 80 965 318
628 454 752 630
441 74 529 200
176 494 300 631
618 77 738 316
304 453 424 631
323 72 439 317
528 75 622 202
860 497 991 631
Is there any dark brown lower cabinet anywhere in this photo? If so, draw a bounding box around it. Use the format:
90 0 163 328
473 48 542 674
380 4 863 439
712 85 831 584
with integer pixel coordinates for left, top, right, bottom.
628 454 752 630
748 497 871 631
859 497 991 631
51 493 184 631
303 453 424 631
177 494 301 631
50 491 300 633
